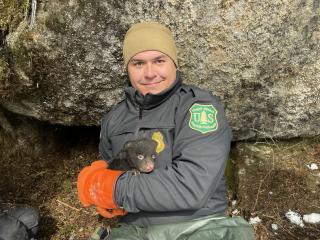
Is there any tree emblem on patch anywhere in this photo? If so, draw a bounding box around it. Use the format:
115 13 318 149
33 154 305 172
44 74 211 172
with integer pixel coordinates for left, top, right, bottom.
189 103 218 134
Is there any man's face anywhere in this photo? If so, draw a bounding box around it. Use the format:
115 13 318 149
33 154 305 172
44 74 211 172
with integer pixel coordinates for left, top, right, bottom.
127 50 177 96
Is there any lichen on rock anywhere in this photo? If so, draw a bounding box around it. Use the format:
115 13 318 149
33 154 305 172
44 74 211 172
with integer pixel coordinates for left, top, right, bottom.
0 0 319 139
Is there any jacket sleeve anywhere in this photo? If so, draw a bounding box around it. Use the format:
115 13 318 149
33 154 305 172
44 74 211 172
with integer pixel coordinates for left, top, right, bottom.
115 94 232 213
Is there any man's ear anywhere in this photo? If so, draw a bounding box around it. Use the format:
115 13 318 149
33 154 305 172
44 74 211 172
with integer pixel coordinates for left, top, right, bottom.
125 67 132 86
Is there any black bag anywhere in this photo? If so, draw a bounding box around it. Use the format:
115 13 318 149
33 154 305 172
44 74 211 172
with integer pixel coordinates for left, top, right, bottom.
0 204 39 240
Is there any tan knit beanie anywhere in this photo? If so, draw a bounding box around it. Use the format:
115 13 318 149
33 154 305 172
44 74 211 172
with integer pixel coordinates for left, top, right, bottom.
123 21 178 67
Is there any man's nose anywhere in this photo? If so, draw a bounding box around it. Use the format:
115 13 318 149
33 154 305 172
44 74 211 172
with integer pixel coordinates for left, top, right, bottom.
144 63 156 79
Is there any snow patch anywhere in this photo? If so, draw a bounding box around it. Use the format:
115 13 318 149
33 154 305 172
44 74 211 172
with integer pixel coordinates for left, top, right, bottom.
303 213 320 224
249 216 262 225
271 223 278 231
285 210 304 227
232 209 240 215
306 163 318 170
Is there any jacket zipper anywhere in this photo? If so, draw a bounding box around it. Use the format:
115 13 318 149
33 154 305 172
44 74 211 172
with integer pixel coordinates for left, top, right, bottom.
139 95 149 120
139 106 143 119
135 101 144 138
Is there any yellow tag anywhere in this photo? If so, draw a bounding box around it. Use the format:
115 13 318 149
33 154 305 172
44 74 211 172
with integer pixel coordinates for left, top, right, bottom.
152 131 165 153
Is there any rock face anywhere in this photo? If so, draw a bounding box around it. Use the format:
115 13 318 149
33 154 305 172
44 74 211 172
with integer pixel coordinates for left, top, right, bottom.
0 0 319 140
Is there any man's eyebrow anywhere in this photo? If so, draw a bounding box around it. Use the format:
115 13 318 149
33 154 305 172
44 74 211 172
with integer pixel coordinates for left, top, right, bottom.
153 54 167 60
130 58 144 62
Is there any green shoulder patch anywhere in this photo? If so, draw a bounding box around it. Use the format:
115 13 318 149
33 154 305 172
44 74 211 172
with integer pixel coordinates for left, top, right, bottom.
189 103 218 134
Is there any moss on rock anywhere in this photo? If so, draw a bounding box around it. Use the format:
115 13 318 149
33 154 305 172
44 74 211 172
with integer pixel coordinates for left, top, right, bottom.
0 0 30 99
0 0 29 32
0 51 9 97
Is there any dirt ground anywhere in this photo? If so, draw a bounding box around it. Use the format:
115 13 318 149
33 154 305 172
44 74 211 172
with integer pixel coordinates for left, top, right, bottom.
229 137 320 240
0 112 319 239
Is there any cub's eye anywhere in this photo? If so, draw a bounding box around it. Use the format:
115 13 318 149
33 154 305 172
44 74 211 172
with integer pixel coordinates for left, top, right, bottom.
137 154 144 160
151 154 156 159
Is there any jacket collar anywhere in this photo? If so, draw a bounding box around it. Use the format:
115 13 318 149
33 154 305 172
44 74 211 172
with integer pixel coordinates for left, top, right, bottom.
125 71 182 110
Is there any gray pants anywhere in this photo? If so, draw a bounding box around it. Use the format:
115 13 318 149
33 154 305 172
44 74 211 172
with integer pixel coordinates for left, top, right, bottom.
106 215 255 240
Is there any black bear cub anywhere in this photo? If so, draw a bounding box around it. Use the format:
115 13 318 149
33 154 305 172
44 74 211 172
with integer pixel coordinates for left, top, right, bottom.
108 138 158 173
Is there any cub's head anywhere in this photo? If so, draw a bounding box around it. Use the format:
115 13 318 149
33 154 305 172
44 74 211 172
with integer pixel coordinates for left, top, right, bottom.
124 138 157 172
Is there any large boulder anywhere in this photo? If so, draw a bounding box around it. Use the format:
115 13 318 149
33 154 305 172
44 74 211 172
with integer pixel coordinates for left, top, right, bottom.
0 0 319 140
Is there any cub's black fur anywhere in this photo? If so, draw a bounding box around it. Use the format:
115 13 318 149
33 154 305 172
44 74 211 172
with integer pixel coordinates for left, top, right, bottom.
108 138 157 173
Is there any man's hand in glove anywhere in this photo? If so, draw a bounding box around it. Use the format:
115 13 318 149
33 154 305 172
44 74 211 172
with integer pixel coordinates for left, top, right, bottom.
77 160 127 218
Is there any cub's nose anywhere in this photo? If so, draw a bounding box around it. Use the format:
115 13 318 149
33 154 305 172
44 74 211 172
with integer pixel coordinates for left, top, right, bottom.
145 163 155 172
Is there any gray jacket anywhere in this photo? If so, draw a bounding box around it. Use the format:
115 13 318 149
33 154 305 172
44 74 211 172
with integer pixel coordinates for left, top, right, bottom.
99 74 232 227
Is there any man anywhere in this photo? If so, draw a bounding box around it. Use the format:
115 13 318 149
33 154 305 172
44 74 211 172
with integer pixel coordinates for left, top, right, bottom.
77 21 254 239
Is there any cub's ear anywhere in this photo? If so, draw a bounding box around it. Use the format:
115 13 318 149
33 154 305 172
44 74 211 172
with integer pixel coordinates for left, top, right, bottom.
150 139 158 149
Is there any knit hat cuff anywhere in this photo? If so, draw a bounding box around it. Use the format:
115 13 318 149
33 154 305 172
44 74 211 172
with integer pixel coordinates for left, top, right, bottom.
123 22 178 67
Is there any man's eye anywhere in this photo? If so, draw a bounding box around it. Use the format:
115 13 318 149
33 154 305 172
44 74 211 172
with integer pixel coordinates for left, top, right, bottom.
137 154 144 160
134 62 143 67
156 59 165 64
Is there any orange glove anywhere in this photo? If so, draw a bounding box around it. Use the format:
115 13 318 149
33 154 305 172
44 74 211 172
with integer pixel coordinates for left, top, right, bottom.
96 206 127 218
77 160 127 218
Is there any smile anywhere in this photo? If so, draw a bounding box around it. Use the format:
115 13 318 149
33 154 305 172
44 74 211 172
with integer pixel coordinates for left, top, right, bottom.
141 81 163 86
